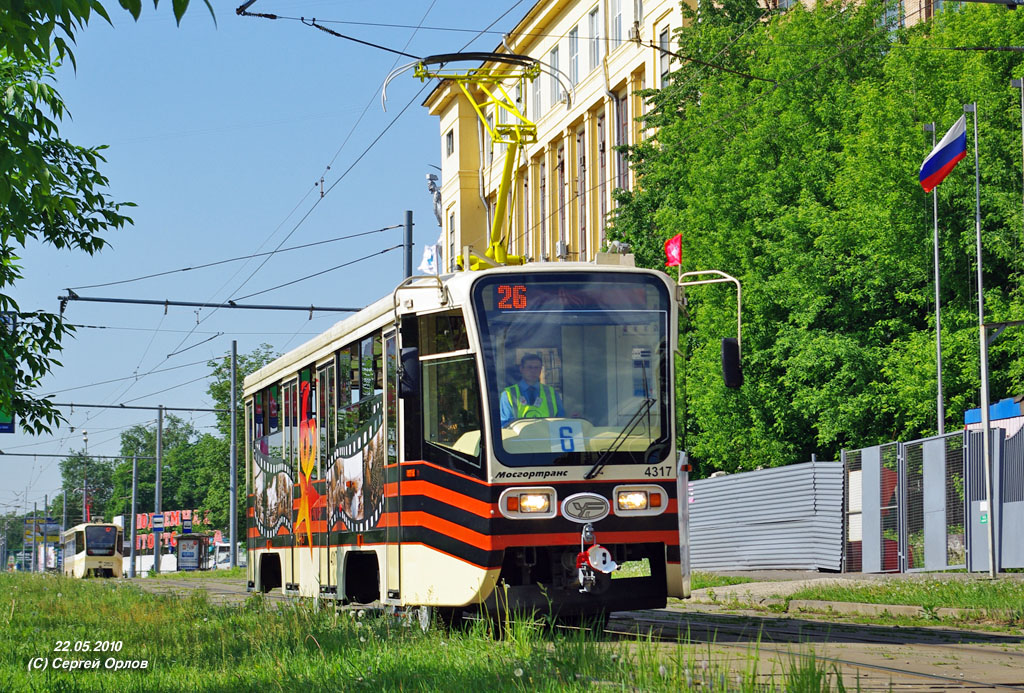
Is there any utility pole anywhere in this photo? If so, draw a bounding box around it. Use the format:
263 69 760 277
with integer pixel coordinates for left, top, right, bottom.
82 430 88 524
130 454 138 578
404 210 414 279
32 501 37 573
154 406 163 574
43 494 47 571
229 340 238 568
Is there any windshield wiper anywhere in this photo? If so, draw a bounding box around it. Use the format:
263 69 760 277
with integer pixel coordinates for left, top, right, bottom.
583 397 655 480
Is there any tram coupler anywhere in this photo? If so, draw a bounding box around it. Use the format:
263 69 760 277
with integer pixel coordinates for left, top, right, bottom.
574 522 618 593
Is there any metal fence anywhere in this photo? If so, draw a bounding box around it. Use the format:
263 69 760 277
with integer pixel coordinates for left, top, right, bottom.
690 460 844 571
843 426 1024 573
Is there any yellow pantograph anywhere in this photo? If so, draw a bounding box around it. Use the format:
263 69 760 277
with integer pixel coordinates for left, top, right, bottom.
413 54 543 270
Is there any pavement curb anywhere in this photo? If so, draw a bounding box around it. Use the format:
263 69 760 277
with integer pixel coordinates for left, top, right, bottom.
691 597 1019 622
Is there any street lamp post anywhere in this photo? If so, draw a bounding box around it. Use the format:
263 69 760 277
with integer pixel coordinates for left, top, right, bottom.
1012 78 1024 246
82 431 88 524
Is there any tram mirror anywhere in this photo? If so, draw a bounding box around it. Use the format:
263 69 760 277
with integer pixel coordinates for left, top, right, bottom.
399 347 420 399
721 338 743 389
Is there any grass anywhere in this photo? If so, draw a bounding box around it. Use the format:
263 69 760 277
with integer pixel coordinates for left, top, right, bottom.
692 571 756 590
785 577 1024 611
0 572 848 692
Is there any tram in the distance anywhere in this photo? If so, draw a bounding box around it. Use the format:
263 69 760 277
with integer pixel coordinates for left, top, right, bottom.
61 523 123 578
244 261 688 620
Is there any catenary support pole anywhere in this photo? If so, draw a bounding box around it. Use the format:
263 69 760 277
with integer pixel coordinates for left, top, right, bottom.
230 340 238 568
155 405 163 575
404 211 414 279
130 454 138 578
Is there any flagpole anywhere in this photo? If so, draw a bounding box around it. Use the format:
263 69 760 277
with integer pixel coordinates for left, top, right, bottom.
965 101 997 579
924 123 945 435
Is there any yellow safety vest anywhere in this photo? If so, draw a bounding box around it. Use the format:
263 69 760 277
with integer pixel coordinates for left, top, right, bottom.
503 383 559 420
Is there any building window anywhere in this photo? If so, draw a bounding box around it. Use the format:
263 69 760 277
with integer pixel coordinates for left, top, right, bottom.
484 113 494 165
522 170 531 259
497 107 507 155
445 129 454 157
659 27 671 88
576 129 587 259
615 92 629 193
557 145 566 249
532 70 542 120
449 211 456 272
539 160 547 259
597 113 607 244
569 27 579 86
588 7 601 72
611 0 622 46
549 46 561 105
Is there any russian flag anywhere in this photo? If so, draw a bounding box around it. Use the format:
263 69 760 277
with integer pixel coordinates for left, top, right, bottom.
919 115 967 193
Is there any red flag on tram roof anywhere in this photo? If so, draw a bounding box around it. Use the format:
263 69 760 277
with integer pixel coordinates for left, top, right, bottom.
664 233 682 267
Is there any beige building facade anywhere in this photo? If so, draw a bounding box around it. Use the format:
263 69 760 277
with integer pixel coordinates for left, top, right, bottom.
424 0 686 270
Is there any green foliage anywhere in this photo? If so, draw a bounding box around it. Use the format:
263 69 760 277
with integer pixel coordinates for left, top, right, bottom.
613 1 1024 475
0 0 212 435
0 1 212 67
0 52 130 434
62 346 279 532
58 451 115 524
206 343 277 439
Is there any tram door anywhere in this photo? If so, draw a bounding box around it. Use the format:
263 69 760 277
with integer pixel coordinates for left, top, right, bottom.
384 331 401 600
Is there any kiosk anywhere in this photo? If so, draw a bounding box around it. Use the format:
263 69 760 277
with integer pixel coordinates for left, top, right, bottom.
176 533 211 571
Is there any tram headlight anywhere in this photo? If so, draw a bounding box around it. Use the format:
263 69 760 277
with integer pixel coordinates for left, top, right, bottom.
617 490 649 511
518 493 551 514
498 487 557 519
613 485 668 516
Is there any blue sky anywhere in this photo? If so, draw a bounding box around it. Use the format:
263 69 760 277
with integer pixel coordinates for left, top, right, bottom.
2 0 529 519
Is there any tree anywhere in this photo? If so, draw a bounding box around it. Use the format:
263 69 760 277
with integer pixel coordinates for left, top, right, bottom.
58 451 114 524
207 343 278 439
612 1 1024 475
105 415 197 520
205 344 277 532
0 0 209 434
99 346 277 532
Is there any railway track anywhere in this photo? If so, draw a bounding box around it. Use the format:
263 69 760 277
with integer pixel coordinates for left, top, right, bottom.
607 608 1024 691
129 576 1024 690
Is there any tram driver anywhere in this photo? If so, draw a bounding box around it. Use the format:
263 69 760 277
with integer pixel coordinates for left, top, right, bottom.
499 353 565 427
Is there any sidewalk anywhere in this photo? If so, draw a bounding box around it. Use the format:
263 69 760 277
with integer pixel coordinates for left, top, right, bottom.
683 570 1024 621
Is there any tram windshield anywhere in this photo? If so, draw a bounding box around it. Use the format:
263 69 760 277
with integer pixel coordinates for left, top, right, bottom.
473 272 671 468
85 525 119 556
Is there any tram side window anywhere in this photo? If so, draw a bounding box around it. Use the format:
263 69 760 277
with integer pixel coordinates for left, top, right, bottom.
256 386 282 460
422 355 482 466
282 380 298 467
418 310 481 468
336 347 356 439
335 334 383 442
317 361 336 464
419 310 470 355
75 531 85 554
65 535 77 556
